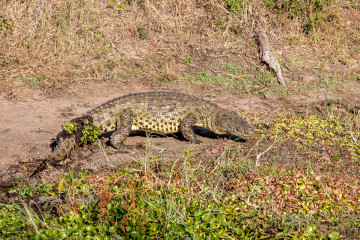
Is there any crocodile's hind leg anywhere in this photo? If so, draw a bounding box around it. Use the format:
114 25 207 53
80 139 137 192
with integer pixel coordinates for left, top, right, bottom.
179 113 202 144
110 109 133 149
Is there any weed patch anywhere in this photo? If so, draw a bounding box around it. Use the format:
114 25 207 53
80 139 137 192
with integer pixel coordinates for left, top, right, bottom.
259 113 360 163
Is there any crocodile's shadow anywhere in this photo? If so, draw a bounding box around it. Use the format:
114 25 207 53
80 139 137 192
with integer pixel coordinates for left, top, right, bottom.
192 126 246 142
99 126 246 144
47 127 246 152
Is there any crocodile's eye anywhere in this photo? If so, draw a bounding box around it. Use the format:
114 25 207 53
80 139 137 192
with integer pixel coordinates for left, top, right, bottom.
235 126 243 133
245 126 255 135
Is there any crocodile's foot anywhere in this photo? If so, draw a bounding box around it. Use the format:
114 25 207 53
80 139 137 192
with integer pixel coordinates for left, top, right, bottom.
190 139 202 144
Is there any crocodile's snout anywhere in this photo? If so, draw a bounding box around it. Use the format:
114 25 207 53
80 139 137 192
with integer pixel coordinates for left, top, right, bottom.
236 123 255 137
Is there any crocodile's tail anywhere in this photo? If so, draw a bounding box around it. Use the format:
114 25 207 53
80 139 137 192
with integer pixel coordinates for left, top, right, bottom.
30 134 77 177
30 116 95 177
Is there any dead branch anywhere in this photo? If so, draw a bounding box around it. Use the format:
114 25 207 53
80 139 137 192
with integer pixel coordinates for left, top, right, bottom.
255 15 286 86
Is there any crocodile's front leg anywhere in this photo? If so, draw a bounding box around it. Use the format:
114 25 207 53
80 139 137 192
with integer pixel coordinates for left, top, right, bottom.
179 113 202 144
110 109 133 149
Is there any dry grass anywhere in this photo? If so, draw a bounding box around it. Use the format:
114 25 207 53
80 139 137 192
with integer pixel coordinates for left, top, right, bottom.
1 1 117 84
0 0 359 95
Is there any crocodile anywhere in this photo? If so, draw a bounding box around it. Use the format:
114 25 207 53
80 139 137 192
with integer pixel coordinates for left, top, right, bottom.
30 92 254 176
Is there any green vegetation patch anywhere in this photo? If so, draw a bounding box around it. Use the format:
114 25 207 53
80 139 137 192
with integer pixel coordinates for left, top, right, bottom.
224 0 244 14
187 63 285 95
63 120 101 145
63 121 78 135
16 76 48 89
0 204 30 238
265 0 338 34
1 113 359 239
1 164 359 239
187 62 251 90
80 122 102 144
191 70 243 89
261 113 360 163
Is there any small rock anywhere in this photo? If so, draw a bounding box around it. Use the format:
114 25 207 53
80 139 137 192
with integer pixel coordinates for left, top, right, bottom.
302 75 314 83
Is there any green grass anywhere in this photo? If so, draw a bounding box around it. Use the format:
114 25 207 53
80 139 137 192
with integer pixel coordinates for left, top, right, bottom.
184 57 192 64
187 70 241 89
1 112 359 239
224 0 244 14
264 0 338 35
186 62 257 91
222 62 245 75
299 74 347 92
16 76 48 89
186 60 350 97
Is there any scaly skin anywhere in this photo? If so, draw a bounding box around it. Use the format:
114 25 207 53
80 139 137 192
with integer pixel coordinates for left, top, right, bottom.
30 117 89 177
31 92 254 176
30 134 77 177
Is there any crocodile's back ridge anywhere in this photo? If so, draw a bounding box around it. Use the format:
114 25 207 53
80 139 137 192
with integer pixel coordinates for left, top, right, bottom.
88 92 220 134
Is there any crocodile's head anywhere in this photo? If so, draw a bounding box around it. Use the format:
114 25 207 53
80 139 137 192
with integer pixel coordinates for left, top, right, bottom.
213 110 255 139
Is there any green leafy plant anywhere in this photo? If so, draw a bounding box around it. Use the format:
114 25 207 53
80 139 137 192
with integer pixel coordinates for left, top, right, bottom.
63 121 78 134
63 120 101 144
261 113 360 162
80 122 102 144
1 133 360 239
